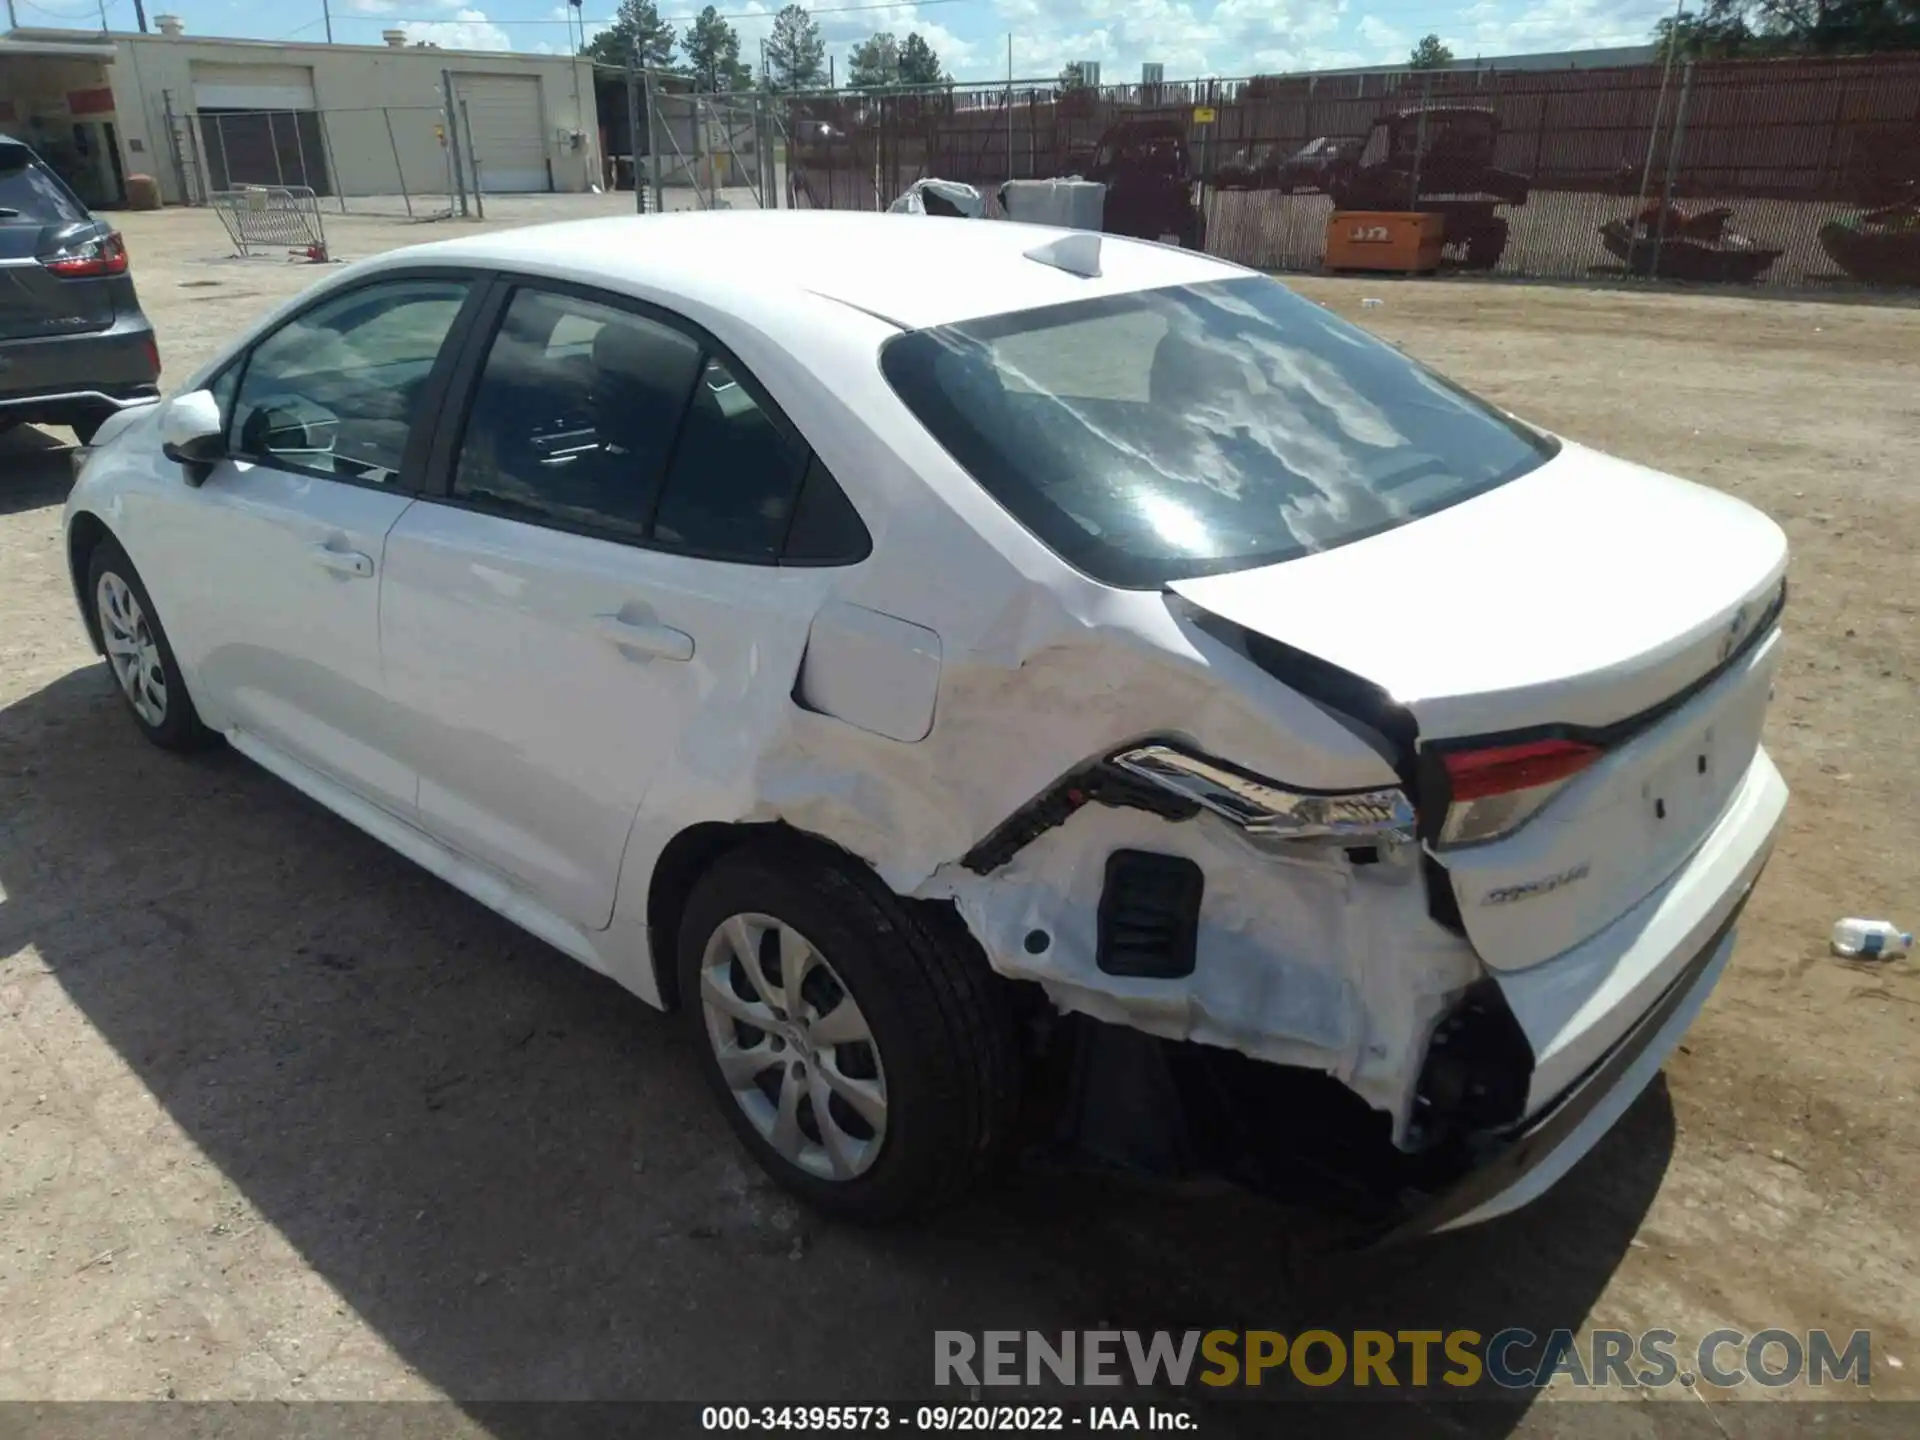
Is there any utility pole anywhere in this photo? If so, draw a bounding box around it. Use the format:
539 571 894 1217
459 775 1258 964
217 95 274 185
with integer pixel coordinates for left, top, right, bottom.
322 0 333 44
132 0 148 32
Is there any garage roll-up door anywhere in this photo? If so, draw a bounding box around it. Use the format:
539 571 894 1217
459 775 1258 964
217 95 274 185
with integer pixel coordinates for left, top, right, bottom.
191 62 317 112
454 73 548 193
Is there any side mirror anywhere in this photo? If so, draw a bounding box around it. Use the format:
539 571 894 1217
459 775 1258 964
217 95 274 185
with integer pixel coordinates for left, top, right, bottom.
160 389 226 486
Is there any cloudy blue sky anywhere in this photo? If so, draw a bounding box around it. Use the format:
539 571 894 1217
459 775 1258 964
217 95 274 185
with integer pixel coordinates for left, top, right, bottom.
25 0 1672 83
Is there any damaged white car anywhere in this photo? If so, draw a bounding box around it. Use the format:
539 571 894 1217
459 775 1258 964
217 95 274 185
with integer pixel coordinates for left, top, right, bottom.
63 211 1788 1235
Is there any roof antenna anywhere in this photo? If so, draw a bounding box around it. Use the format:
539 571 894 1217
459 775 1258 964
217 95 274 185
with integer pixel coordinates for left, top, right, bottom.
1023 231 1102 278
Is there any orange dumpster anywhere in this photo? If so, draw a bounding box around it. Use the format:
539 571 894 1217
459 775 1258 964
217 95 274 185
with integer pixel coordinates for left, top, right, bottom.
1325 211 1445 274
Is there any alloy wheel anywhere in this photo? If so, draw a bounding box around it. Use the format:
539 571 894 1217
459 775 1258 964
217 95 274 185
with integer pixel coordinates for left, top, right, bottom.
697 912 889 1181
96 571 167 728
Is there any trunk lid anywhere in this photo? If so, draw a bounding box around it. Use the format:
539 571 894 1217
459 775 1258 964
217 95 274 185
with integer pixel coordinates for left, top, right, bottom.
0 222 118 341
1 147 115 342
1169 443 1788 971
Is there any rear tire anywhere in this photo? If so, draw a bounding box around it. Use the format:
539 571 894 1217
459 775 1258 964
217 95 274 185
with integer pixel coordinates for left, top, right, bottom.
678 841 1022 1223
86 536 217 752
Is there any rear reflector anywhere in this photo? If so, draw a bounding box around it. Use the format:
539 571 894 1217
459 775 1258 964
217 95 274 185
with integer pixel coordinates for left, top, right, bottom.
1437 738 1604 847
42 231 129 278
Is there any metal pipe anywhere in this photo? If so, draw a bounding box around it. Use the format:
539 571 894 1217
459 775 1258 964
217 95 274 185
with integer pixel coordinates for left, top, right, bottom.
644 69 666 215
1650 59 1695 282
627 51 645 212
442 70 469 217
382 108 413 218
1635 0 1690 230
459 98 484 219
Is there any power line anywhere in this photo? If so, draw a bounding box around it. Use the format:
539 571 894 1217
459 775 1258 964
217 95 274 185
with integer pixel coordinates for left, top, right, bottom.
362 0 973 24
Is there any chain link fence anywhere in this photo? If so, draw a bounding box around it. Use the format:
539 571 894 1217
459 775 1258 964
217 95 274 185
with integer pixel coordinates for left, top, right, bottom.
765 51 1920 291
160 92 459 221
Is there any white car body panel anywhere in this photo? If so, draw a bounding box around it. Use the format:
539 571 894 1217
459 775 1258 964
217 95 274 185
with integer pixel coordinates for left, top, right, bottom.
1495 746 1785 1112
1166 442 1790 741
61 210 1791 1231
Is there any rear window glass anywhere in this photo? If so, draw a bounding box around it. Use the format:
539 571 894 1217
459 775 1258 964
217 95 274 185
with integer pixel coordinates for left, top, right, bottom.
0 149 87 225
880 275 1556 589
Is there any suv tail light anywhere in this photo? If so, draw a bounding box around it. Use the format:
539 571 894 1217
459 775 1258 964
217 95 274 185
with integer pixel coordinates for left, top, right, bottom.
1434 738 1604 847
42 231 129 278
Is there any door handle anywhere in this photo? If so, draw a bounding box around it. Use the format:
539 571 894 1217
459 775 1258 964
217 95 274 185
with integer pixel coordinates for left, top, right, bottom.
592 614 695 662
311 545 374 578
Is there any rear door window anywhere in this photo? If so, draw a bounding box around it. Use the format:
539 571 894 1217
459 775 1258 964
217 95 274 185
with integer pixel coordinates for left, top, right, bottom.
449 283 871 566
452 287 704 541
649 357 810 561
0 148 88 226
881 274 1556 588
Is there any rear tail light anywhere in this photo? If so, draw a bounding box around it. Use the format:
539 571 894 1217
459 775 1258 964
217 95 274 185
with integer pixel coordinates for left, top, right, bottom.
1435 738 1604 847
1109 743 1417 846
41 231 129 278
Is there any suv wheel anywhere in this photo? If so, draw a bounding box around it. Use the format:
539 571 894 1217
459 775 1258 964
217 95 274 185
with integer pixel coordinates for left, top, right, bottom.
87 536 217 751
678 843 1021 1222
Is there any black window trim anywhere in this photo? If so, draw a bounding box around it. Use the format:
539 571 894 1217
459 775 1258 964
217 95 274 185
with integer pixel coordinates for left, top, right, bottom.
220 266 493 497
418 269 872 569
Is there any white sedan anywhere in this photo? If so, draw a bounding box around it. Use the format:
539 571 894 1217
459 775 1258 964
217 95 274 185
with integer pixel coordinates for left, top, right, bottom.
63 211 1788 1233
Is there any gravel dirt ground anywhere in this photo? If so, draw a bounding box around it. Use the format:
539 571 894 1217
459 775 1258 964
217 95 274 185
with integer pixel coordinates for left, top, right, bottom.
0 197 1915 1432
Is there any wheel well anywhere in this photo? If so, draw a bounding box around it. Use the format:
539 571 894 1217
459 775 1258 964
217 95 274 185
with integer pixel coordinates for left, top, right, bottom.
67 511 111 654
647 820 852 1010
645 820 998 1015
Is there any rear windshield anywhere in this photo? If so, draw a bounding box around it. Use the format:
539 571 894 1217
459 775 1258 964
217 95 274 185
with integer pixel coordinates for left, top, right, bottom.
0 148 87 225
880 275 1557 588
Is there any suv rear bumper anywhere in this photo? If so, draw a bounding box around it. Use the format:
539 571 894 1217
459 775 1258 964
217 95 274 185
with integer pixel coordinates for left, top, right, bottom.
0 312 159 425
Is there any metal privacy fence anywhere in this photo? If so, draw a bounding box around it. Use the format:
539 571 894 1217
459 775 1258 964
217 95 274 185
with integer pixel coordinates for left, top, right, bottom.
160 93 459 220
773 50 1920 291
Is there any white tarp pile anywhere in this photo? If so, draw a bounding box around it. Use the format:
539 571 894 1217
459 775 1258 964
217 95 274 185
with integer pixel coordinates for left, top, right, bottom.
886 179 986 218
998 178 1106 231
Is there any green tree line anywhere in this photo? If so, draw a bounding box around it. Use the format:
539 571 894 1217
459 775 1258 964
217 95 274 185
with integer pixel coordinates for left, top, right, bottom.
583 1 951 91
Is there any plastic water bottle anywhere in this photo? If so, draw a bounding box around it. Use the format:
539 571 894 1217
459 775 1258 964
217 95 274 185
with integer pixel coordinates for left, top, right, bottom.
1830 919 1913 960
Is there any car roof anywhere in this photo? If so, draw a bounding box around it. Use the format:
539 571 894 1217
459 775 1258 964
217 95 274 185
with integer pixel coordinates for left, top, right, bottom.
406 209 1247 331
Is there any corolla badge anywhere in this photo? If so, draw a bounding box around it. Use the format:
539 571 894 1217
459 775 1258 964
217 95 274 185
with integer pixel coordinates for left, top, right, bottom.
1483 861 1591 907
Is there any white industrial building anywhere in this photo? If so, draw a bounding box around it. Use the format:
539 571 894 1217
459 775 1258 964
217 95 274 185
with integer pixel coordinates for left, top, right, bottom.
1 17 601 207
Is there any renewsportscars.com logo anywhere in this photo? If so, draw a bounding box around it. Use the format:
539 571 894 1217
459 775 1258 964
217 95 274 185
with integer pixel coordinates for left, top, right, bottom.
935 1329 1875 1391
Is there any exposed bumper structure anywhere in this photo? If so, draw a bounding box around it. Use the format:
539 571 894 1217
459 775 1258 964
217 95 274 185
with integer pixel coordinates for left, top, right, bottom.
1387 748 1787 1239
1390 895 1745 1242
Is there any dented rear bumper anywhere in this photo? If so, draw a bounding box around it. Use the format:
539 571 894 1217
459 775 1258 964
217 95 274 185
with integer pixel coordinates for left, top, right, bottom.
1385 888 1749 1242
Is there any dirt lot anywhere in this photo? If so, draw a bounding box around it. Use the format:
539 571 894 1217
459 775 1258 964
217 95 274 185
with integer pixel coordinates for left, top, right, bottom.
1 198 1916 1429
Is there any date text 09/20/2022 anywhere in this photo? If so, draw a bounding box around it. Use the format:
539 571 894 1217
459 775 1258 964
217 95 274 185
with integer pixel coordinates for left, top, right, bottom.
701 1407 1195 1432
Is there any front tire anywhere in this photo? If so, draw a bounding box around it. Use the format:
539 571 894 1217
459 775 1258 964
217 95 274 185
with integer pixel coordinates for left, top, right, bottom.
87 536 216 751
678 842 1022 1222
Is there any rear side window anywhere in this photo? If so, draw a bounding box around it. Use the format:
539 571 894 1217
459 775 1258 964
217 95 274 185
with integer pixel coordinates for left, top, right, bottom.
453 287 703 541
452 283 872 566
0 148 87 226
880 274 1556 588
651 357 808 561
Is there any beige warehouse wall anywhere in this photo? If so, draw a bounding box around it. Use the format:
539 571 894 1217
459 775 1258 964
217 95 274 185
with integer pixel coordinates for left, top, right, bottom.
107 34 599 205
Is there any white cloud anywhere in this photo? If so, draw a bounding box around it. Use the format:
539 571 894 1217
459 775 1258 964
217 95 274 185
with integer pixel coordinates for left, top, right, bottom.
1451 0 1665 57
972 0 1353 84
400 8 514 51
1355 15 1409 59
